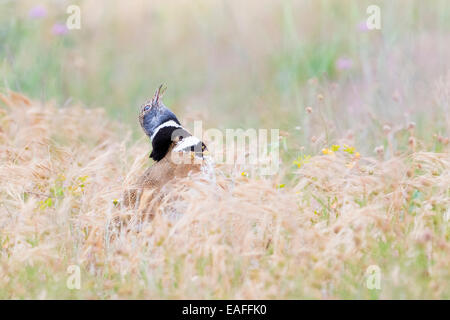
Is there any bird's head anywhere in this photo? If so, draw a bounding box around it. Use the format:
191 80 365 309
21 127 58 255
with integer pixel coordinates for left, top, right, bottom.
139 85 181 140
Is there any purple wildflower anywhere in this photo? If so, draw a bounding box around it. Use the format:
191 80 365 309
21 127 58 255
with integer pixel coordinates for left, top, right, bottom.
28 5 47 19
336 57 353 70
52 23 68 36
357 20 369 32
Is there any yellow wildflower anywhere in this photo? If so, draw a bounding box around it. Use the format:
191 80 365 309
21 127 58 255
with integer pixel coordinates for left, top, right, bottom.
343 145 355 154
293 155 311 168
331 145 340 152
78 175 89 182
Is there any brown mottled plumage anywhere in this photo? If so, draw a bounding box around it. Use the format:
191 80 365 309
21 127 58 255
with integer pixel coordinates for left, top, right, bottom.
122 144 204 214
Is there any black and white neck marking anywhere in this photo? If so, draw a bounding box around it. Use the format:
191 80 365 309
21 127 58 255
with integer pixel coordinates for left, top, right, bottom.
150 120 181 141
150 120 207 162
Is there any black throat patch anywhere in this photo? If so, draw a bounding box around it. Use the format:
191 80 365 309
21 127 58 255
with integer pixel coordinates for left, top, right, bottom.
150 125 191 161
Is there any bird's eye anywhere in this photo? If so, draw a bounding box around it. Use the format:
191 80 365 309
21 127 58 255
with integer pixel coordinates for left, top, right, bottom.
143 105 150 112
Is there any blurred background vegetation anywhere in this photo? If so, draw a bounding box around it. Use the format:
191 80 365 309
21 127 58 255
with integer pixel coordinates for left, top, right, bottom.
1 0 449 157
0 0 449 300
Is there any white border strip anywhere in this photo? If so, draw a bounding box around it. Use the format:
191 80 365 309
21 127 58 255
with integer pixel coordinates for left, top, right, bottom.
173 136 202 152
150 120 182 141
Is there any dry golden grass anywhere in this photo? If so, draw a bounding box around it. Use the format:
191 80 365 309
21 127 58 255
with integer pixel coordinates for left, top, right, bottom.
0 91 449 299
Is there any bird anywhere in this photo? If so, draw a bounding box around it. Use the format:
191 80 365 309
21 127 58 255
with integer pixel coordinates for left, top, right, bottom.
122 85 210 216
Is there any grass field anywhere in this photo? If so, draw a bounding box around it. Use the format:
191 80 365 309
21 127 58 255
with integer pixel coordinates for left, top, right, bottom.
0 0 449 299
